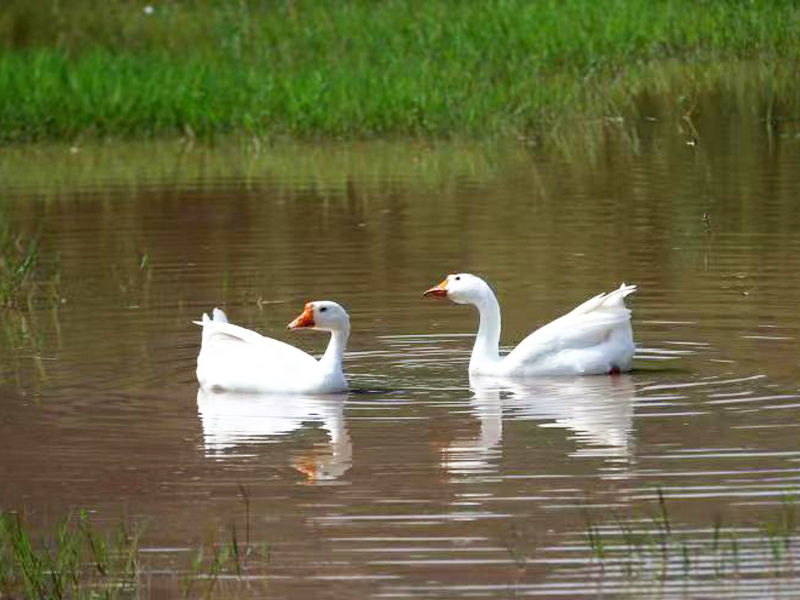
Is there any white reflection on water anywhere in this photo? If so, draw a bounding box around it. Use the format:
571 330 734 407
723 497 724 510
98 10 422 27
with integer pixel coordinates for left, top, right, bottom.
196 389 351 482
442 376 636 475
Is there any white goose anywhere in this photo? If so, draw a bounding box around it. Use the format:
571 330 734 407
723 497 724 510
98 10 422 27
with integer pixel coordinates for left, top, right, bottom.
195 301 350 394
424 274 636 377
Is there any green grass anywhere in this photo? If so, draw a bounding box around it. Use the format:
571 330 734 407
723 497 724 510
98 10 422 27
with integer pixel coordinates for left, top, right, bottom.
582 489 800 583
0 509 270 599
1 0 800 141
0 510 140 599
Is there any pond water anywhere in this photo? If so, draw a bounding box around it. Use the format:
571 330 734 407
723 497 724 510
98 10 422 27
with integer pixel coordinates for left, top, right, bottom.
2 100 800 598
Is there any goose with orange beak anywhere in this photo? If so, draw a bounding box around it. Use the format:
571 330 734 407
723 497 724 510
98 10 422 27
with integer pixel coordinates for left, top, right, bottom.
425 273 637 377
195 301 350 394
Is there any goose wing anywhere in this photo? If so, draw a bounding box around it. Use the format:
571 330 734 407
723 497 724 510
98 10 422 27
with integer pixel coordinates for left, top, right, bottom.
195 310 317 370
506 284 636 365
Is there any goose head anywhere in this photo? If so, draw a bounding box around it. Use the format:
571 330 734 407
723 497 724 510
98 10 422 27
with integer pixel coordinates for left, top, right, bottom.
287 301 350 333
424 273 492 305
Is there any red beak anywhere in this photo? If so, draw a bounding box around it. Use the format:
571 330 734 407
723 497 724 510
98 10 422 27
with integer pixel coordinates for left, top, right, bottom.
423 278 449 298
288 302 315 329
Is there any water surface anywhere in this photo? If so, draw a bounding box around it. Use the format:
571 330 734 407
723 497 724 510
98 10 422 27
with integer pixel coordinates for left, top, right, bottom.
2 105 800 597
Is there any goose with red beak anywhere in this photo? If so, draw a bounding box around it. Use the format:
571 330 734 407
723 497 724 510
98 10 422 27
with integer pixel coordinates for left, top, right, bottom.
425 273 637 377
195 301 350 394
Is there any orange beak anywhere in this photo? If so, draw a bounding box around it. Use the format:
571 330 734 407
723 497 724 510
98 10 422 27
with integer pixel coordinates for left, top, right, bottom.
423 278 449 298
287 302 315 329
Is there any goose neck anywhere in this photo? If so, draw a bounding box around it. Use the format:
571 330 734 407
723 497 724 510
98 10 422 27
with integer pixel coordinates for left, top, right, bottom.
471 289 501 367
320 322 350 371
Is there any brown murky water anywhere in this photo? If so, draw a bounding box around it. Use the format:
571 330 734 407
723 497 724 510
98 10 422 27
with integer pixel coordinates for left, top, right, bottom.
2 103 800 598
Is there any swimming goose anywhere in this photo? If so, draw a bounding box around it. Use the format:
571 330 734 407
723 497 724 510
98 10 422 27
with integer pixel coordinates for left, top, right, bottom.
195 302 350 394
424 274 636 377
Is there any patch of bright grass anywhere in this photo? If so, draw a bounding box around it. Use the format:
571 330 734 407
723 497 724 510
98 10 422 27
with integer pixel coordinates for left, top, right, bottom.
1 0 800 141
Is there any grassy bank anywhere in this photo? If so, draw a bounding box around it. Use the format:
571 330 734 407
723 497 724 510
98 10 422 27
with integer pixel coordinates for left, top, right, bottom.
1 0 800 141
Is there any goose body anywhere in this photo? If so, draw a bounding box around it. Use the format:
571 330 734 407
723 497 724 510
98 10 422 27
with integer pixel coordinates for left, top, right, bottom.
424 274 636 377
195 302 349 394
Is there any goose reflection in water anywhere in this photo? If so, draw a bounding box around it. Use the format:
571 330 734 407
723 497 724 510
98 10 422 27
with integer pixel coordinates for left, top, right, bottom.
442 375 636 475
197 389 351 483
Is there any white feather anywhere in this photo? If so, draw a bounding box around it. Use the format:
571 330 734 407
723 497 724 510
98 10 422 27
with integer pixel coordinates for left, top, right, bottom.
428 274 637 377
194 303 350 394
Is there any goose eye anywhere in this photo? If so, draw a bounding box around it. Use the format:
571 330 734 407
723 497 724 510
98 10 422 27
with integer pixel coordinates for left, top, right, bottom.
455 276 461 281
320 307 328 313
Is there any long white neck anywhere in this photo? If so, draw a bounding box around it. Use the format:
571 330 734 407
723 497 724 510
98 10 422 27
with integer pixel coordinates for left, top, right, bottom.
469 287 502 370
320 322 350 372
